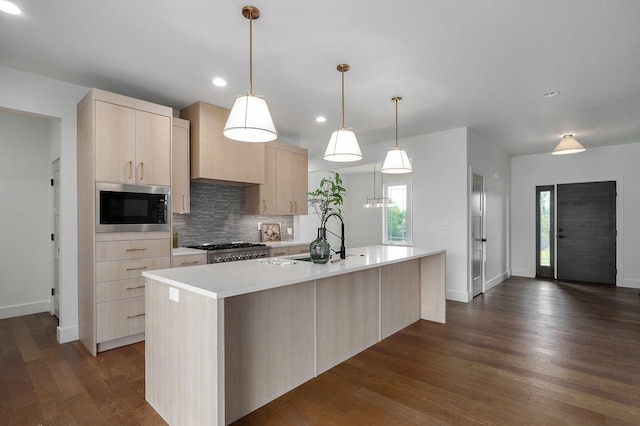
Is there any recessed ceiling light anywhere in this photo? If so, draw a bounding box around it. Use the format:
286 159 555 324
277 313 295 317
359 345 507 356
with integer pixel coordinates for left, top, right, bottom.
212 77 227 87
541 91 559 98
0 1 22 14
315 116 326 123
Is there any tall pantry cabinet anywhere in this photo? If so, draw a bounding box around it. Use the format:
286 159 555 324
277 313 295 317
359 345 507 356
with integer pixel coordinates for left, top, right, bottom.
77 89 173 356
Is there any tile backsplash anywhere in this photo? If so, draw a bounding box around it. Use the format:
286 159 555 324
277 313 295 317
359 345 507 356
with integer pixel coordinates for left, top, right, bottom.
172 182 294 246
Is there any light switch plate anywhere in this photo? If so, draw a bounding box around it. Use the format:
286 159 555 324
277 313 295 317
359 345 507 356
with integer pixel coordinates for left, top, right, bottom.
169 287 179 302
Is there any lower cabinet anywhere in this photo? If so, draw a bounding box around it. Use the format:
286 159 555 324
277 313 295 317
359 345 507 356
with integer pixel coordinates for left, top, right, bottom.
269 244 310 257
93 232 171 354
97 296 146 342
172 253 207 268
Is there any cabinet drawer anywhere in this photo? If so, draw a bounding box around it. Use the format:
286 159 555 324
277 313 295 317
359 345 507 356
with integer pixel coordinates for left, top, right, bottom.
97 278 145 303
97 239 170 261
172 253 207 268
96 257 170 282
289 245 310 255
97 296 145 342
269 247 289 257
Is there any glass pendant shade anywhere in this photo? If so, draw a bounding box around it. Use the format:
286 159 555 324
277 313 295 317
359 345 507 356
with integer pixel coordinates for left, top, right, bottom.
552 134 585 155
324 128 363 162
381 147 412 174
223 94 277 142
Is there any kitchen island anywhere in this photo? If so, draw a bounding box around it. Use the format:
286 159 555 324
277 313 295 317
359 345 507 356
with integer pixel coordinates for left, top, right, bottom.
143 245 446 425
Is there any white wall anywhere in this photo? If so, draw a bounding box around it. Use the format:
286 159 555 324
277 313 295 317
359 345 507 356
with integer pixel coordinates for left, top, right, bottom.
468 129 511 293
0 110 53 318
511 143 640 289
344 173 383 248
0 66 88 342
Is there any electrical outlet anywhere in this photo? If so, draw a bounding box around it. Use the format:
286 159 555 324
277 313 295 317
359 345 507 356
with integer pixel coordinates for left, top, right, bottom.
169 287 179 302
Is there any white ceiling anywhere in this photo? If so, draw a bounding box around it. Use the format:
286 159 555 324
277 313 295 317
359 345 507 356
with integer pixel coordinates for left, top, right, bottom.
2 0 640 159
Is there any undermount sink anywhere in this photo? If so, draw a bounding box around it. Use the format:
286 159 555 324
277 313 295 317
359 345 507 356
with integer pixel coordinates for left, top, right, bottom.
289 254 361 263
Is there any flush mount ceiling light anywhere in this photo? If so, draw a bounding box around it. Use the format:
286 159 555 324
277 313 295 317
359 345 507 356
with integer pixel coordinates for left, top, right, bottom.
0 0 21 14
223 5 278 143
381 96 412 174
212 77 227 87
552 134 586 155
324 64 363 162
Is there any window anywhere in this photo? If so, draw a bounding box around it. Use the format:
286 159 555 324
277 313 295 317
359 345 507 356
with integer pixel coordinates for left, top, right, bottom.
536 185 554 278
383 183 412 245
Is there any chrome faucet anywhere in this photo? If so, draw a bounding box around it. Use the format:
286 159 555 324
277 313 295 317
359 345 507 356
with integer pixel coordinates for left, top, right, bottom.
322 212 346 259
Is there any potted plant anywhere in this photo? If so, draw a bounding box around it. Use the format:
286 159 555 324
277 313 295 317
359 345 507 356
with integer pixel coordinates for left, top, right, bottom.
307 171 346 263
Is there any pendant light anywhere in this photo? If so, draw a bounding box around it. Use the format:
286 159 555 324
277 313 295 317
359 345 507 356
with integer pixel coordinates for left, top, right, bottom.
552 134 585 155
223 6 278 143
324 64 363 162
363 163 393 208
381 97 412 173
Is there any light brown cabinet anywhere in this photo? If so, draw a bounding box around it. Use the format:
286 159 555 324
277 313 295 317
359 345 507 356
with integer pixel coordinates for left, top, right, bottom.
77 88 173 356
95 100 171 186
180 101 265 185
171 253 207 268
246 142 308 215
172 117 190 214
269 244 310 257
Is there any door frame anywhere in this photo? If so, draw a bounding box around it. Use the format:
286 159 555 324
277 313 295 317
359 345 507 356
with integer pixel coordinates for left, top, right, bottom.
534 176 623 285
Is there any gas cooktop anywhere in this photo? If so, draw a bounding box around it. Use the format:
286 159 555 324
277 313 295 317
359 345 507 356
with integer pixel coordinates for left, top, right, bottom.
186 242 267 251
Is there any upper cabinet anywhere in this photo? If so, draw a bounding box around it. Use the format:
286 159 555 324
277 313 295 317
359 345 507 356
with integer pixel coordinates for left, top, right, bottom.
171 117 190 214
95 100 171 186
246 142 308 215
180 101 265 185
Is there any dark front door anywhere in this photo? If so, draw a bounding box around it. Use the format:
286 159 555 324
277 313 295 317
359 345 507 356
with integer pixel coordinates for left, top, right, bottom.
556 181 616 284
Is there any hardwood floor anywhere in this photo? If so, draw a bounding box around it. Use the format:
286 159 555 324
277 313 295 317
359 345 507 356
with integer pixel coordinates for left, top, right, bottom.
2 277 639 425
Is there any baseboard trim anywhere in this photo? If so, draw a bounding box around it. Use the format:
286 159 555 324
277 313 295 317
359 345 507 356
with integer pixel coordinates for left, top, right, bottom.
486 272 510 291
0 300 50 320
446 290 469 303
511 268 535 278
57 324 79 344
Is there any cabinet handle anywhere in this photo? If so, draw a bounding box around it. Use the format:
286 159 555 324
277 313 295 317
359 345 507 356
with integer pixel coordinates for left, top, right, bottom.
139 162 144 180
128 161 133 179
294 201 297 213
182 194 186 211
290 201 293 213
126 285 145 290
127 313 145 319
126 266 148 271
262 200 266 213
181 261 199 265
125 248 147 252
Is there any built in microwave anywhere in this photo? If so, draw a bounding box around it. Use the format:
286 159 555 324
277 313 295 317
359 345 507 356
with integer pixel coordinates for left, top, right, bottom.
96 183 170 233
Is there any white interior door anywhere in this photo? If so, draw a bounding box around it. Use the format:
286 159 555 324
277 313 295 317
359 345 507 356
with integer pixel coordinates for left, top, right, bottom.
472 174 485 297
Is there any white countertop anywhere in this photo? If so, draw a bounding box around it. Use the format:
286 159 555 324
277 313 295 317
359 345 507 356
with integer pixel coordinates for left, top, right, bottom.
144 245 445 300
172 247 208 256
265 240 309 248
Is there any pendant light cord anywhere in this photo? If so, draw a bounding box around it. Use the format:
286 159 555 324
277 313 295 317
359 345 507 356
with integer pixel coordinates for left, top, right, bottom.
392 97 402 149
249 14 253 95
341 69 345 128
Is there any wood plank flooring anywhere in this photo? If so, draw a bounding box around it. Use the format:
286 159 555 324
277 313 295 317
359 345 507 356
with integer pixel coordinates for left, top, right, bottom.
1 276 639 425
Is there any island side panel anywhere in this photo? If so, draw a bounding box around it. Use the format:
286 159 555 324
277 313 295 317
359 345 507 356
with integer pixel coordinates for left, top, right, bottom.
145 278 224 426
224 281 316 424
316 268 380 374
420 252 447 323
380 259 421 339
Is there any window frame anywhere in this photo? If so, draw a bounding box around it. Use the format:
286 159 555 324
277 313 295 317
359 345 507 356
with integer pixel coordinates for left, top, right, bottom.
382 181 413 246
